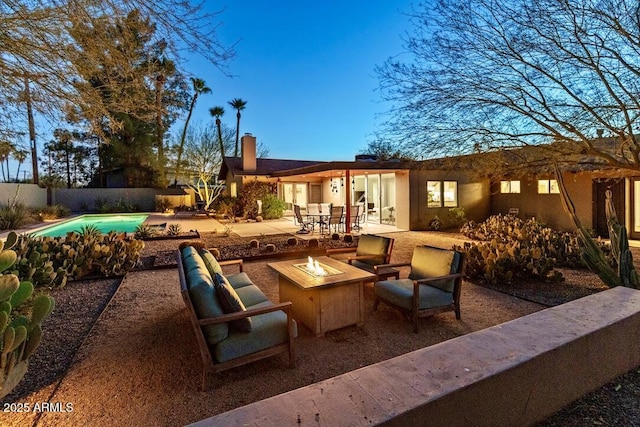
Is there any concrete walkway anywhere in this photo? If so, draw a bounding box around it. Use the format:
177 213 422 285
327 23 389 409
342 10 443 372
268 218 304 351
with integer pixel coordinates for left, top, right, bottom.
4 213 405 241
144 213 404 238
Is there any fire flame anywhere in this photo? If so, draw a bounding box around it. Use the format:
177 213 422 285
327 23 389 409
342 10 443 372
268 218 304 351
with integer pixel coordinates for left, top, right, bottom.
307 256 327 276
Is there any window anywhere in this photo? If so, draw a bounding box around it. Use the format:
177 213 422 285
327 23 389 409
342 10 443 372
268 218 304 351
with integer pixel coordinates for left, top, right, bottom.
538 179 559 194
500 180 521 193
427 181 458 207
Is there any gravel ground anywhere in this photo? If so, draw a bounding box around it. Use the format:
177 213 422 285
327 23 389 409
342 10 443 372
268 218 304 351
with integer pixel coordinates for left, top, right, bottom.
1 231 639 426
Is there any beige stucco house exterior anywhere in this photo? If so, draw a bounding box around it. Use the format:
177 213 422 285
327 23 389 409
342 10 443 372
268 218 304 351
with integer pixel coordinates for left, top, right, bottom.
219 134 637 237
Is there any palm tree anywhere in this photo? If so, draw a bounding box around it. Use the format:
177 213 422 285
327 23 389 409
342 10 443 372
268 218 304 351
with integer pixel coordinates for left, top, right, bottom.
174 77 211 186
228 98 247 157
0 141 14 182
209 106 226 158
13 149 28 182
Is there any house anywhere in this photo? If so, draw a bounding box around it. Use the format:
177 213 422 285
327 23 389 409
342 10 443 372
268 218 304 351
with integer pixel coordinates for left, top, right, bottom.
219 134 636 237
219 134 490 232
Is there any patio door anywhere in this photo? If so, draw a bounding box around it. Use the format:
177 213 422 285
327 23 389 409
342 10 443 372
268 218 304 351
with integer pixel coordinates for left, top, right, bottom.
283 183 308 211
366 175 380 222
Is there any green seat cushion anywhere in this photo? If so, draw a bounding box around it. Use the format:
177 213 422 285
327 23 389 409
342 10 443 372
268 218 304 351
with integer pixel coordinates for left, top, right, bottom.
408 246 460 292
214 273 252 332
226 272 255 290
375 279 453 311
187 273 228 345
355 234 391 266
199 249 223 276
213 301 295 363
235 284 270 307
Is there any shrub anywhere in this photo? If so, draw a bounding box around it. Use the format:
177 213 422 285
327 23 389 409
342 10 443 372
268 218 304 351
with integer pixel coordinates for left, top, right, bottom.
456 214 591 285
94 198 140 213
10 231 145 288
34 204 70 221
134 224 158 239
0 203 31 231
211 196 236 219
261 193 286 219
236 181 276 218
445 207 467 228
428 216 442 231
167 224 182 236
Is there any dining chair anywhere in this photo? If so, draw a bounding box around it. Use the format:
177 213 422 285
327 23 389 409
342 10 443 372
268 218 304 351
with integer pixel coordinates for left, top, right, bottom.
349 205 361 231
307 203 322 231
293 205 312 234
322 205 344 234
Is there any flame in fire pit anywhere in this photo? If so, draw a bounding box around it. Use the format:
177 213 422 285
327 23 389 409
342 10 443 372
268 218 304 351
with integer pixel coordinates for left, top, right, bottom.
306 256 327 276
294 257 343 277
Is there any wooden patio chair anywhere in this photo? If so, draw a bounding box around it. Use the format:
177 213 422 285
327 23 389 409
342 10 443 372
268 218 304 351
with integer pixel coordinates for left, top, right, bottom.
326 234 395 279
373 245 465 332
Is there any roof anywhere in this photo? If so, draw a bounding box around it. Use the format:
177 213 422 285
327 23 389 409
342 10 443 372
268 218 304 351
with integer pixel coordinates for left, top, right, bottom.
218 157 326 180
218 157 410 180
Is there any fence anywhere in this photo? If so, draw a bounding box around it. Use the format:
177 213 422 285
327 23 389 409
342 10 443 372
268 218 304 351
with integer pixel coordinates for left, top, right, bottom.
0 184 195 212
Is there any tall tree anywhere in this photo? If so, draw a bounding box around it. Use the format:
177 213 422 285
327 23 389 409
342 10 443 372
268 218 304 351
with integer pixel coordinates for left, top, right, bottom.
209 106 226 158
69 10 188 188
182 123 234 210
22 77 39 184
228 98 247 157
0 1 233 147
44 129 95 188
13 149 28 182
376 0 640 173
173 77 211 185
0 141 15 182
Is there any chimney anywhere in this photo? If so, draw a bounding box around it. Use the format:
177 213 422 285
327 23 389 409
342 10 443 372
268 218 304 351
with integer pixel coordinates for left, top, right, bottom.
241 133 257 171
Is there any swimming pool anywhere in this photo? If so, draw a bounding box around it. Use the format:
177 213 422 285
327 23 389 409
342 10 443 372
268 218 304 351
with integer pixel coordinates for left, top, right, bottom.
32 214 149 238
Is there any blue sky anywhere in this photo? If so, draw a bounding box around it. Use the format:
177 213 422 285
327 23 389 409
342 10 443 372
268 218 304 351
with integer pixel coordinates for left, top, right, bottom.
181 1 414 161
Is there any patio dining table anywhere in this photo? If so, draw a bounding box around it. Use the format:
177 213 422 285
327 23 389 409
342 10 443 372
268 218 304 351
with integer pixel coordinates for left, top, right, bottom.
305 214 329 233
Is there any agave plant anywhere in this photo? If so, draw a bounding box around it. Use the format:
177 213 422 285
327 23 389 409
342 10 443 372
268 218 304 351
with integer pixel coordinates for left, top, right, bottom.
79 224 102 239
166 223 182 236
0 233 55 398
134 224 158 239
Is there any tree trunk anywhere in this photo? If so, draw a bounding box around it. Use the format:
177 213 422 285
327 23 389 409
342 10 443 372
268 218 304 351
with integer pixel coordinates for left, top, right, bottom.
155 75 166 187
24 77 39 184
174 94 197 186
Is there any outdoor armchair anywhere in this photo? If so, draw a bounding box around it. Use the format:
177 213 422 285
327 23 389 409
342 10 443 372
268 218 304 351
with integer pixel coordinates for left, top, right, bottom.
373 245 465 333
325 234 395 277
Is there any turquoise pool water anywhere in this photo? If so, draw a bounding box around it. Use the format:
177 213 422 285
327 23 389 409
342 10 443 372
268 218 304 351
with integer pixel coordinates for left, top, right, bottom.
33 214 149 238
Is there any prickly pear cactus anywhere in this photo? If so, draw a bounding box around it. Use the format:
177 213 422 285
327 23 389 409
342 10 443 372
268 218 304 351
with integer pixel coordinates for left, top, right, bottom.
0 238 55 398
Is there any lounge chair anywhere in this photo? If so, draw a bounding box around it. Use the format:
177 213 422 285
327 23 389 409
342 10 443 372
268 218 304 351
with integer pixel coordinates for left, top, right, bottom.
326 234 395 279
373 245 465 332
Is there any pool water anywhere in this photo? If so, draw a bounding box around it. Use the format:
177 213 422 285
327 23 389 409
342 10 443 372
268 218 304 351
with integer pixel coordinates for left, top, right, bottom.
33 214 149 238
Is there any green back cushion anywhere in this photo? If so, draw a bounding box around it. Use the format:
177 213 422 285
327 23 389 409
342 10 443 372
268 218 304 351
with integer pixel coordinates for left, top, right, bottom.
355 234 390 265
214 273 252 332
408 246 460 292
199 249 223 276
187 272 228 345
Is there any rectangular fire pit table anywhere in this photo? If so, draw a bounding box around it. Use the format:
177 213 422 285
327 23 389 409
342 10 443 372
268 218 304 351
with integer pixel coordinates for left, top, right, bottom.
268 256 376 337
